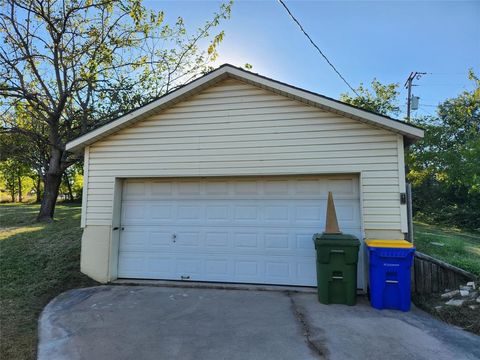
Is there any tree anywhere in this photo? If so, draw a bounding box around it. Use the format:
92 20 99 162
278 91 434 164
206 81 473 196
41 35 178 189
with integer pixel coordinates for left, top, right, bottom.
407 70 480 229
340 79 401 117
58 163 83 201
340 74 480 229
0 0 232 221
0 159 31 202
0 160 18 202
0 131 41 202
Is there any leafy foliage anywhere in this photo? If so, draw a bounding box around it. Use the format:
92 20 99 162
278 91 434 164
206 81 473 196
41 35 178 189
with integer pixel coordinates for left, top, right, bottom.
0 131 44 202
341 72 480 230
0 0 233 220
340 79 401 116
407 70 480 229
0 159 31 202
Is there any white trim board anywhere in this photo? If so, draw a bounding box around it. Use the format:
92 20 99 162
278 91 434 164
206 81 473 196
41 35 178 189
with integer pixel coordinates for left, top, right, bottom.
80 146 90 228
66 64 424 153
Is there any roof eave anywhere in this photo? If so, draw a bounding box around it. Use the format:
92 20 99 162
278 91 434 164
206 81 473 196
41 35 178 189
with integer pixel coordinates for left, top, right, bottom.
66 64 424 153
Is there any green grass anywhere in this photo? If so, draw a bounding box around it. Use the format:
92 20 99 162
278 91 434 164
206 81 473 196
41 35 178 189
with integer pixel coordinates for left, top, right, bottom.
413 221 480 277
413 221 480 335
0 203 97 360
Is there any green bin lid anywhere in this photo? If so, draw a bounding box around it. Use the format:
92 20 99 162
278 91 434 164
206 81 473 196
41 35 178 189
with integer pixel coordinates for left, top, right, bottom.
312 233 360 246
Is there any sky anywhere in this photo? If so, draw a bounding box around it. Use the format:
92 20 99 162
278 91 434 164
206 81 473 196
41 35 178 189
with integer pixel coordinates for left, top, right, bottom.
146 0 480 119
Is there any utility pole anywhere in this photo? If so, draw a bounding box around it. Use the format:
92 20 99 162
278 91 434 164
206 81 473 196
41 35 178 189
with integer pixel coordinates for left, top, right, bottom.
403 71 425 243
404 72 426 121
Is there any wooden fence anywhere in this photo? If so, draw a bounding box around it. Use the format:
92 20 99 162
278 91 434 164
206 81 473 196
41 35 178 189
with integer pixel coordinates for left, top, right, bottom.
413 251 477 294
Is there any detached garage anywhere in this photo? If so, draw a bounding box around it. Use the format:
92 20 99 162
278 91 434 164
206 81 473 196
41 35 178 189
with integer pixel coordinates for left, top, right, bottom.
66 64 423 289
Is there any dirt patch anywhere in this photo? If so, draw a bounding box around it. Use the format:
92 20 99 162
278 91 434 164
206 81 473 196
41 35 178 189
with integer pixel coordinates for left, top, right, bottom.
413 294 480 335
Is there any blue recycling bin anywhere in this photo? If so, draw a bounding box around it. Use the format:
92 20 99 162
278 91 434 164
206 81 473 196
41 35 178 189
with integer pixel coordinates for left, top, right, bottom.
366 240 415 312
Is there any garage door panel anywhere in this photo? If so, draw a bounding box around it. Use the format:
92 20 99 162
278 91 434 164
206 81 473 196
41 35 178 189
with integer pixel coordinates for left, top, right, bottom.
234 205 257 221
177 181 202 195
121 199 360 228
234 232 258 248
118 252 148 277
123 205 145 221
119 251 319 286
327 178 357 195
264 233 289 249
266 261 290 278
176 258 202 275
205 231 229 247
120 230 149 251
263 205 289 221
336 205 355 221
121 226 331 256
177 205 202 220
118 176 362 287
149 231 173 248
120 225 361 255
122 176 359 200
295 233 315 250
151 181 173 195
151 204 173 220
235 259 259 278
205 259 229 276
124 181 147 197
234 180 259 195
206 205 230 221
205 181 230 194
146 256 175 277
263 180 289 194
294 205 322 222
176 232 201 247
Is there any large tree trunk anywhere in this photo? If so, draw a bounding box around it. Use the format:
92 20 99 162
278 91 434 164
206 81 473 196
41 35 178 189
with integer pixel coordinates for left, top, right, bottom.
37 149 64 222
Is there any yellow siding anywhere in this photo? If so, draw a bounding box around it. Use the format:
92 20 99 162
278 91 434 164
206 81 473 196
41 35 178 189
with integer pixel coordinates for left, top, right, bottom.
85 79 406 238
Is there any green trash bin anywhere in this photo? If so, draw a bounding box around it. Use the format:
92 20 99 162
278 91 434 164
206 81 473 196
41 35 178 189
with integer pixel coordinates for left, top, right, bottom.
313 233 360 305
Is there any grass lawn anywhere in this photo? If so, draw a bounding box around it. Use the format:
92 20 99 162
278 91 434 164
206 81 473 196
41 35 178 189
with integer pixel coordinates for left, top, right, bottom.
0 203 97 360
413 221 480 277
413 221 480 335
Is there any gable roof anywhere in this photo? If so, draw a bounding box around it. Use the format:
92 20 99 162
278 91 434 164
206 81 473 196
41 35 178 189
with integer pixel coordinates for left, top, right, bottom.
66 64 424 152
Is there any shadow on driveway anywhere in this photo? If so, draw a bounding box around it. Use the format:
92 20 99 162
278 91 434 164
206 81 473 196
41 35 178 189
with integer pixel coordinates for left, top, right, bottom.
38 285 480 360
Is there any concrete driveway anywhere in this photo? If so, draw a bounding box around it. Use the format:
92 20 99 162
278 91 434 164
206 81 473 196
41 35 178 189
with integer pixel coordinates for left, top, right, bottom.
38 285 480 360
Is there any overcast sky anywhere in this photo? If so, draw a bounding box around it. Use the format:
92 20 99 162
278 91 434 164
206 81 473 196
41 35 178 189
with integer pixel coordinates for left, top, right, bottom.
147 0 480 118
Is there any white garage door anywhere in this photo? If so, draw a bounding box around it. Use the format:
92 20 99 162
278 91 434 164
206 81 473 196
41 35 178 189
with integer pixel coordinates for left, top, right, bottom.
118 176 362 287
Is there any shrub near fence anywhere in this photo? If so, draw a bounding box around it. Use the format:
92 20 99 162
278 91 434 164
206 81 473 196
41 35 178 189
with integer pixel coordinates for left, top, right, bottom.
413 252 477 294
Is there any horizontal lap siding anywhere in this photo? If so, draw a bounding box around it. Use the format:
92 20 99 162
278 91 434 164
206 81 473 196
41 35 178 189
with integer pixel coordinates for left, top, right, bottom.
86 79 403 233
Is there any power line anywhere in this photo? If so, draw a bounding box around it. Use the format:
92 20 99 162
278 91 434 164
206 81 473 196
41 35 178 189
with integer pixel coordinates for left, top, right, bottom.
277 0 360 97
419 83 468 87
428 72 469 75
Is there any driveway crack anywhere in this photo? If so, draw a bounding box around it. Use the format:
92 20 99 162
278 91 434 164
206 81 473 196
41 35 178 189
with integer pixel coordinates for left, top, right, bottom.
286 291 330 359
